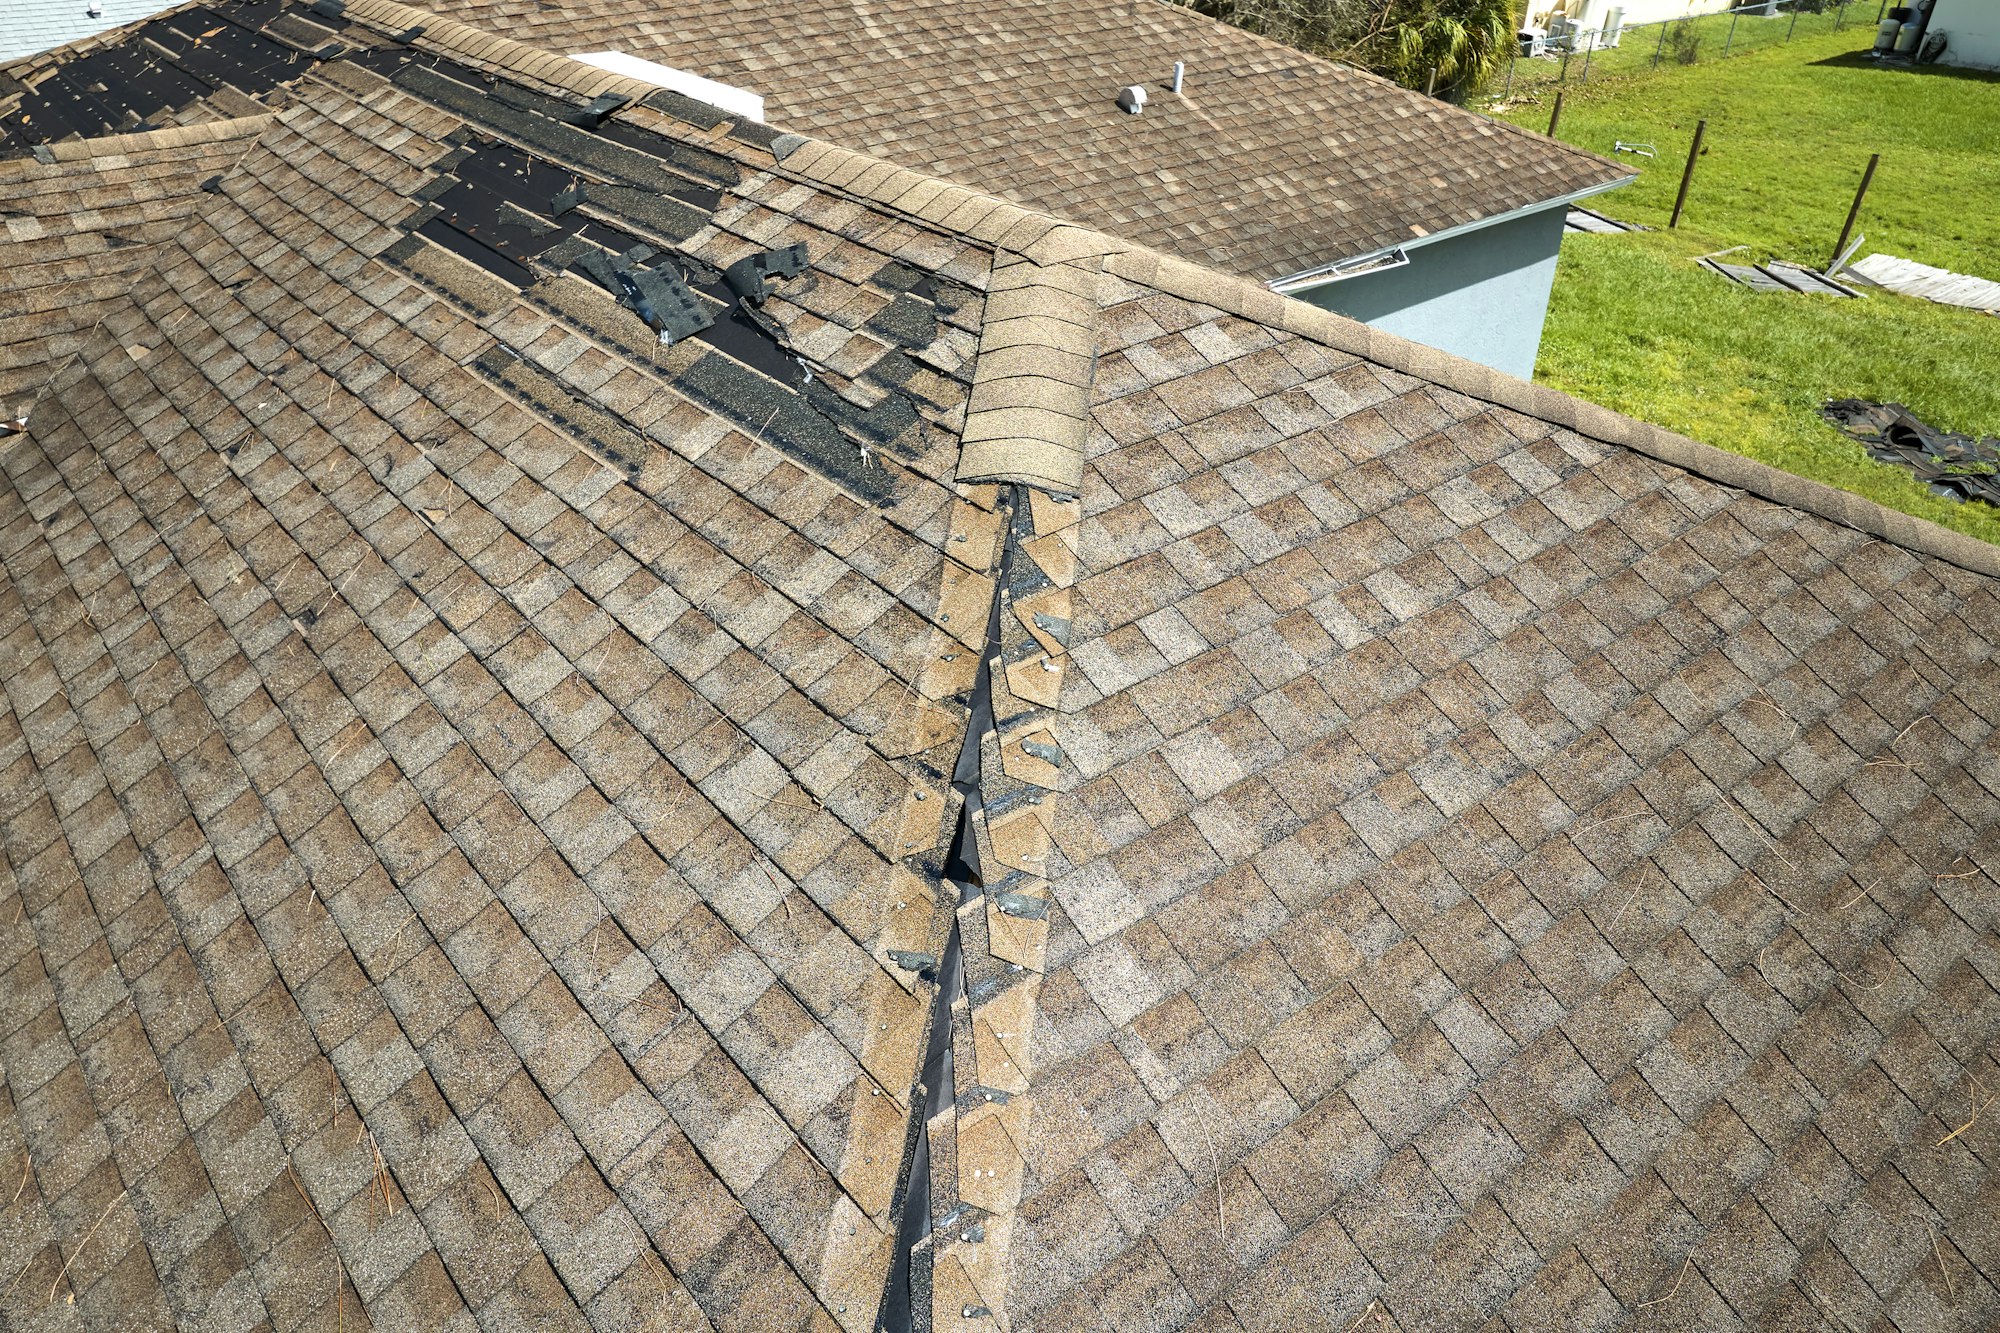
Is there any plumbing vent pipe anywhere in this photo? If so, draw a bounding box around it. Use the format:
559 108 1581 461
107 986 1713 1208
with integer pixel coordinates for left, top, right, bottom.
1172 61 1184 93
1116 84 1146 113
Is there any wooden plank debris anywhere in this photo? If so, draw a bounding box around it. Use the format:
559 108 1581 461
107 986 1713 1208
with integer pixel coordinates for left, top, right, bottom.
1847 253 2000 313
1564 206 1645 234
1703 259 1790 292
1698 258 1859 297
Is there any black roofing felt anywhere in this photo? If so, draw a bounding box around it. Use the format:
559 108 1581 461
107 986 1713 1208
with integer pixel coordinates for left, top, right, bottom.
4 0 944 544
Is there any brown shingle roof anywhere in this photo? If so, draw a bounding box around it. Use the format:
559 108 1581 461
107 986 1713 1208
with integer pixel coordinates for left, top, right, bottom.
1 4 1997 1332
0 117 270 417
984 274 2000 1329
412 0 1632 279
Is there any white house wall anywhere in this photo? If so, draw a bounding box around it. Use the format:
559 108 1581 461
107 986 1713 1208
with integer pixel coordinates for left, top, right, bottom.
1930 0 2000 67
1525 0 1735 40
1291 204 1570 381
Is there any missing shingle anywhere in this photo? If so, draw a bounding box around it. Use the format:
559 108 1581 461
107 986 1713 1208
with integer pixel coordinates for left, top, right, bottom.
548 180 709 243
378 231 514 319
675 352 895 504
395 63 734 201
472 347 648 479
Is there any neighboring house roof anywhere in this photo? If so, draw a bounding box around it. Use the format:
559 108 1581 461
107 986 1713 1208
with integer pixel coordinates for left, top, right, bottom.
0 0 180 63
410 0 1633 281
1 4 1999 1333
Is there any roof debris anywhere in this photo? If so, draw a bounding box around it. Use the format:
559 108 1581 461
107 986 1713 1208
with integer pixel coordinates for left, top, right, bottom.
1824 398 2000 505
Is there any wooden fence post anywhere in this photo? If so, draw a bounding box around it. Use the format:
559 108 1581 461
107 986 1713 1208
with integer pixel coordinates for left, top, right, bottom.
1829 153 1880 271
1670 119 1707 228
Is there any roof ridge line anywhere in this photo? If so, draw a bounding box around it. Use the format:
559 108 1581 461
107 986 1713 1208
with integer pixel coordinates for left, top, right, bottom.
37 113 273 161
774 137 1112 494
1106 245 2000 578
314 8 1994 574
780 131 2000 570
338 0 660 104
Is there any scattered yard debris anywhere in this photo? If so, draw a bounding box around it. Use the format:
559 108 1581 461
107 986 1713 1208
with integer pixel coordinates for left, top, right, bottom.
1700 256 1860 296
1822 399 2000 504
1846 252 2000 313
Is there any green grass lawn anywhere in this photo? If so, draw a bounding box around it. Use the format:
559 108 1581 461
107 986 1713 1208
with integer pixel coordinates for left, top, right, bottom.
1491 24 2000 544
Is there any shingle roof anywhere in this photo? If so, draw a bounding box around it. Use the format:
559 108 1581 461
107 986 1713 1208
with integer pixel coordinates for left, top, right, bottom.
0 117 271 418
409 0 1632 280
1 4 1997 1333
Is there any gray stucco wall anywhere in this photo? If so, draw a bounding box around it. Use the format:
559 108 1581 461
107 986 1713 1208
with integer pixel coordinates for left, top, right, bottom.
1292 202 1569 381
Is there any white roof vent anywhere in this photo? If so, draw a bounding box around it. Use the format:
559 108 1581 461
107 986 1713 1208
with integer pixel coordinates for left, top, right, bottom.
1116 84 1146 114
569 51 765 123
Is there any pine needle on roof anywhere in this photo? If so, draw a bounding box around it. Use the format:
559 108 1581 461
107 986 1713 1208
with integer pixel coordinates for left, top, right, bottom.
1636 1254 1692 1309
1937 1072 1993 1148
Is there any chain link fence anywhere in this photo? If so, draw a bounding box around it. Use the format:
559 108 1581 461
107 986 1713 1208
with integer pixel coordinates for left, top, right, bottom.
1487 0 1866 103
